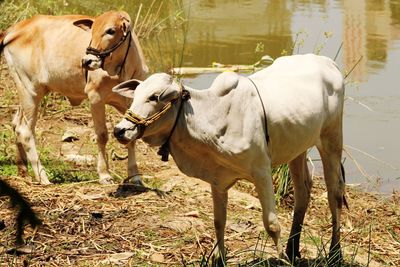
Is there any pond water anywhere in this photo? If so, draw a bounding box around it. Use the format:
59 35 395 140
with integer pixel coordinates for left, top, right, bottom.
12 0 400 192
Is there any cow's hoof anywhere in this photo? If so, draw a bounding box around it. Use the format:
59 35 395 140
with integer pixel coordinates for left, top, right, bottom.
17 166 28 177
328 249 343 267
285 246 301 264
99 176 114 185
39 180 51 185
112 182 149 198
211 252 225 267
39 174 51 185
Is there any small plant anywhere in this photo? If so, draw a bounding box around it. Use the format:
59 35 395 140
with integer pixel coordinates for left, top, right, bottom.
272 164 292 205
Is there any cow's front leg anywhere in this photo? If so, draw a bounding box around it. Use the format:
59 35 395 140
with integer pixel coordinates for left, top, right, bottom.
211 185 228 266
90 101 113 184
126 140 144 186
253 166 282 257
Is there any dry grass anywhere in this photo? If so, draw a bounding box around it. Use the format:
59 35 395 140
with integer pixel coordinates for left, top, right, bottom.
0 159 399 266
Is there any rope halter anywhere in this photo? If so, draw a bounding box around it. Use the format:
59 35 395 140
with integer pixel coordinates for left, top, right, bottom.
123 85 190 140
125 101 175 128
86 30 131 60
84 28 132 79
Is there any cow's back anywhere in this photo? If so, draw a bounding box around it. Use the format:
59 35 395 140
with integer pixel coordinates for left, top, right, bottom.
249 54 344 165
3 15 92 98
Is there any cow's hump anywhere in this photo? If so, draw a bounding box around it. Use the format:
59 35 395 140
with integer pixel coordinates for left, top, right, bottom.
210 71 239 96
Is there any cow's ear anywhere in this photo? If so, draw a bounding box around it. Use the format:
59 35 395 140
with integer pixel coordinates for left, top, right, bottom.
73 19 94 32
122 20 130 35
158 85 180 103
119 14 131 35
112 79 141 99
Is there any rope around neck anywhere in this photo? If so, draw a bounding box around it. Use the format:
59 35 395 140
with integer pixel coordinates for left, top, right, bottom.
247 77 270 144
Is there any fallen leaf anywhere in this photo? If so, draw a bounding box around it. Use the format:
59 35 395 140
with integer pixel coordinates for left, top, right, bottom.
100 252 134 265
77 192 105 200
61 130 79 142
150 253 165 263
184 210 200 218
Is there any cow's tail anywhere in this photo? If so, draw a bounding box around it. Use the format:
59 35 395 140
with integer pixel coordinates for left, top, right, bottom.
340 163 349 210
0 31 6 54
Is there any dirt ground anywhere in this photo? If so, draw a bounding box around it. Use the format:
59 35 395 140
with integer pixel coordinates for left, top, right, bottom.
0 62 399 266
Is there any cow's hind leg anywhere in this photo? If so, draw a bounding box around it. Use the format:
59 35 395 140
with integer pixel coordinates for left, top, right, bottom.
286 151 312 263
317 133 345 266
12 86 49 184
13 108 28 177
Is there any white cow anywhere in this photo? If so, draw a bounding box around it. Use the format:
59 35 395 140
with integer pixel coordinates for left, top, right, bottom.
0 11 148 185
112 54 347 265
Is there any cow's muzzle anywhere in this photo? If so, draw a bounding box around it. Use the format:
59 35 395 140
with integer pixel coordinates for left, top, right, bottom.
82 55 102 70
113 124 144 145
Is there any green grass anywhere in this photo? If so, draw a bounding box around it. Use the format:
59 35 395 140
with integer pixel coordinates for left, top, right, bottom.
0 124 95 183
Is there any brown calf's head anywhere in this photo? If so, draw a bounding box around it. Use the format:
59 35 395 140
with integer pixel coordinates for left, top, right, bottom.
74 11 132 72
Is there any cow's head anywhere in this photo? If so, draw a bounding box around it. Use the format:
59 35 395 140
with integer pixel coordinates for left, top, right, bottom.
112 73 182 146
74 11 132 71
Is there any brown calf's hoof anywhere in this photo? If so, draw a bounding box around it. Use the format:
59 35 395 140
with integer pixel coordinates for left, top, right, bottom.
99 176 114 185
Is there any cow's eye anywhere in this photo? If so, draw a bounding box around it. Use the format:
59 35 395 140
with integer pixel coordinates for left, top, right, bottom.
149 94 158 102
105 28 116 35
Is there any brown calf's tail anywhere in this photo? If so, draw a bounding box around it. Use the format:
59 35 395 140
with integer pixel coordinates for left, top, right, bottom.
0 31 6 54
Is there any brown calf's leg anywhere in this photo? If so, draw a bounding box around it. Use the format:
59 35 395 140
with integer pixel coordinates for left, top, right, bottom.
13 108 28 177
90 101 113 184
12 84 50 184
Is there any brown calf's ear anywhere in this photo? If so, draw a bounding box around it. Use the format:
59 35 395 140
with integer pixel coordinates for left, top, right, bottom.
112 79 142 99
73 19 94 32
122 17 131 35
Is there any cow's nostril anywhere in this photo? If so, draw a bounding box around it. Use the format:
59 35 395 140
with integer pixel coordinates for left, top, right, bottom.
113 127 125 139
82 58 92 67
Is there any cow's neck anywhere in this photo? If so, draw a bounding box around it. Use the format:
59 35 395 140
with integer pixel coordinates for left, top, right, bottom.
123 34 148 80
104 34 148 81
168 85 255 180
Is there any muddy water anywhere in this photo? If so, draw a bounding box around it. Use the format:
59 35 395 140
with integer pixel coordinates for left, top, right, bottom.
55 0 400 192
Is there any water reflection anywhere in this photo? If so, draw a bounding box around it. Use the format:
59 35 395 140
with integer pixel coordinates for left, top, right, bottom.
343 0 400 81
179 0 293 66
164 0 400 82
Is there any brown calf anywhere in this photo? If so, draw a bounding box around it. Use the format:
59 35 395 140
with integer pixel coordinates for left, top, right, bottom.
0 11 148 184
